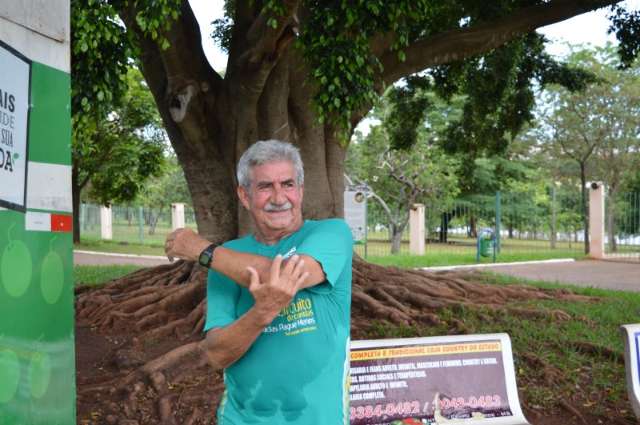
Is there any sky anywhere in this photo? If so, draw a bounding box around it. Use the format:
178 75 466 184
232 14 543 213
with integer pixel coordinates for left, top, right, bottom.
188 0 640 71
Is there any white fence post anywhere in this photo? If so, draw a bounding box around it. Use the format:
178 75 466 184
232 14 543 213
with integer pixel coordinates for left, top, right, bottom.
100 205 113 240
410 203 425 255
171 203 185 230
589 182 605 259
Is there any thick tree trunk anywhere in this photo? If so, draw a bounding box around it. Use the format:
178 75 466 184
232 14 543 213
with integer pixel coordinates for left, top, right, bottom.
469 215 478 238
390 226 403 254
122 3 345 241
439 212 452 243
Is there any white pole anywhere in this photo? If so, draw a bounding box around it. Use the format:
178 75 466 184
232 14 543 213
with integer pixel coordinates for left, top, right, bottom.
410 204 425 255
171 203 185 230
588 182 605 259
100 205 113 240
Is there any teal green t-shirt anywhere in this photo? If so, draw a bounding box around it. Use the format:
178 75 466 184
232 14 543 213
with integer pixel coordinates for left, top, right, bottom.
205 219 354 425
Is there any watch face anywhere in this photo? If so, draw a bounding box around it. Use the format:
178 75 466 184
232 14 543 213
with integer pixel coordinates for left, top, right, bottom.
199 252 210 266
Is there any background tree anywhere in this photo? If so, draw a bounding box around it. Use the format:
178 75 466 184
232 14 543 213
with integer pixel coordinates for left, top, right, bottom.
348 127 459 254
136 155 192 234
530 46 640 252
71 67 166 242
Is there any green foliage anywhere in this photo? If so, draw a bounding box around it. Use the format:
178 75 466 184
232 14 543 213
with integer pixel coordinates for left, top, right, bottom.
71 0 181 129
298 1 600 137
71 0 130 122
136 156 191 209
75 68 167 205
533 46 640 197
347 89 460 251
609 4 640 67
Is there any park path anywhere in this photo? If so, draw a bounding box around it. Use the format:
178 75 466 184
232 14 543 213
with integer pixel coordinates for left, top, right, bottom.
74 251 639 292
480 259 639 292
74 250 171 267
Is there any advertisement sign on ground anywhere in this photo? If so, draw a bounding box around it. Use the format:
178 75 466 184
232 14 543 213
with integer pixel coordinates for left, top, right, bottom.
350 335 529 425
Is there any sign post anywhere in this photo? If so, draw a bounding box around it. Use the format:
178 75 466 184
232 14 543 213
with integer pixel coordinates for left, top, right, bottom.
0 2 74 424
345 187 368 257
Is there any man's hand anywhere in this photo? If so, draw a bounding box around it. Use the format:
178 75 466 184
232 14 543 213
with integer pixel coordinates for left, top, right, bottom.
164 228 211 262
246 254 309 326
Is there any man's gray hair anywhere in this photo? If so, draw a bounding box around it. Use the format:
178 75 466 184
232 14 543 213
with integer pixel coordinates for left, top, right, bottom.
237 140 304 188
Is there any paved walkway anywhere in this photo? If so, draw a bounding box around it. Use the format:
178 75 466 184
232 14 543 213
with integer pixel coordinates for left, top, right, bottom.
74 250 171 267
75 251 639 292
481 259 639 292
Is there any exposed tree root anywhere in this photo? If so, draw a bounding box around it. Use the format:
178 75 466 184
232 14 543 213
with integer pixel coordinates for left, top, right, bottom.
566 340 625 364
75 257 599 423
558 399 587 424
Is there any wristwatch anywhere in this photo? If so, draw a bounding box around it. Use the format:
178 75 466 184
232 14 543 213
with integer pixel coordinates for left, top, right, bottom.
198 243 216 268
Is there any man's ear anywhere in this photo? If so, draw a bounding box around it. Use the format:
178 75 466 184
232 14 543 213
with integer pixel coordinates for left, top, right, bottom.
237 186 251 210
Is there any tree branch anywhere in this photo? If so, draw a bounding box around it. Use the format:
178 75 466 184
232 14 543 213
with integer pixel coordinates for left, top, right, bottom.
380 0 621 85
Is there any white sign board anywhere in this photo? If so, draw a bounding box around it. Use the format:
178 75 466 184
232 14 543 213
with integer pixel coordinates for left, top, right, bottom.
350 334 531 425
344 190 367 242
0 41 30 212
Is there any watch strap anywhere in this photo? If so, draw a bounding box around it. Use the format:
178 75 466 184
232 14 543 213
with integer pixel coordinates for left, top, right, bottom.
198 243 216 268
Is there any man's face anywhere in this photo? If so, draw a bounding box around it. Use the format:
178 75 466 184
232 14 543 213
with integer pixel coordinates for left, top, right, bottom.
238 160 304 241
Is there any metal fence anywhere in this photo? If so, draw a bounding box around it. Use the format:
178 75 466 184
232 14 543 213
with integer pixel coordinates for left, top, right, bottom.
79 203 197 246
81 187 607 263
354 190 586 261
605 191 640 261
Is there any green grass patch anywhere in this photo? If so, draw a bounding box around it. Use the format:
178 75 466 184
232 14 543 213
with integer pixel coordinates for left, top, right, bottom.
362 273 636 420
74 265 144 286
76 239 166 256
365 249 585 268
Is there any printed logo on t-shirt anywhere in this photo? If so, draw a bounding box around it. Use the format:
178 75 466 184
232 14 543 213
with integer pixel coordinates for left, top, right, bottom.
263 295 317 336
282 246 297 259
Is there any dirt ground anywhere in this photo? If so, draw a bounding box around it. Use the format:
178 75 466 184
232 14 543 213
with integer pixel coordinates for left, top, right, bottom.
75 317 638 425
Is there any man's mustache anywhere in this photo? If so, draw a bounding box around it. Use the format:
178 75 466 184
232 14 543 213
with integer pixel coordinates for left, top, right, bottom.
264 201 292 212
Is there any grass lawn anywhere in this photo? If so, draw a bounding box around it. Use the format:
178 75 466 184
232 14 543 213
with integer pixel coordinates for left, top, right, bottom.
364 249 585 268
74 264 144 286
75 239 166 256
363 272 635 420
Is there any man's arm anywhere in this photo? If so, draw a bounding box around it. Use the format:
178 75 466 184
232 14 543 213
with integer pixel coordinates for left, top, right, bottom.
164 228 325 288
199 254 309 369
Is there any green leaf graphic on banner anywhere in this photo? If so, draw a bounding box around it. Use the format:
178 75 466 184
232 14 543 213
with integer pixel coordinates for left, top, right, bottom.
1 230 33 297
41 250 64 304
0 349 20 403
29 351 51 398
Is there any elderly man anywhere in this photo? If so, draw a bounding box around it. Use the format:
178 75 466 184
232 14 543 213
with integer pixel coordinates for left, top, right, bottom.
165 140 353 424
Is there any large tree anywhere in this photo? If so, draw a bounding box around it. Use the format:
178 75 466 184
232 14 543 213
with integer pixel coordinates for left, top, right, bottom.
73 0 640 422
72 0 637 242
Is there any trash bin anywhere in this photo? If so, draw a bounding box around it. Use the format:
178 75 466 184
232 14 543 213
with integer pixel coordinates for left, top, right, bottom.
479 236 492 257
477 228 494 259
